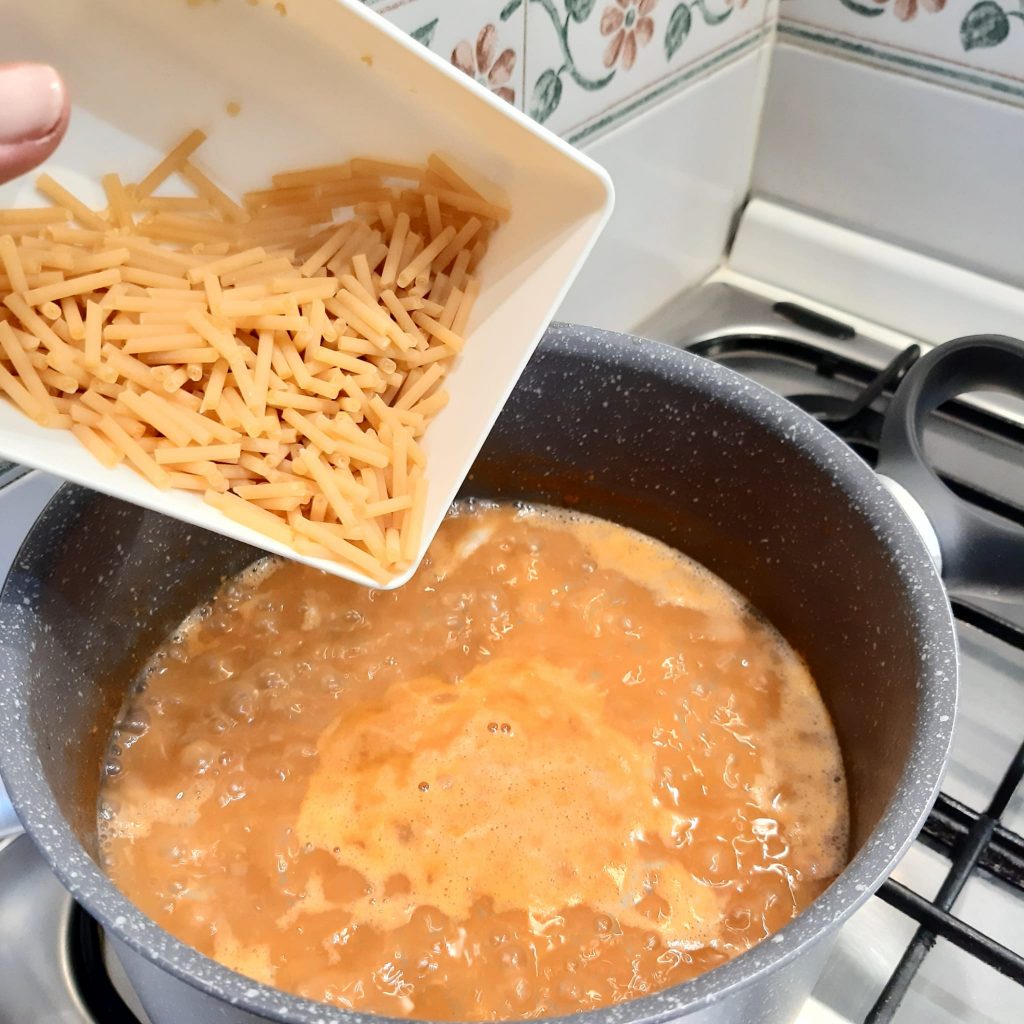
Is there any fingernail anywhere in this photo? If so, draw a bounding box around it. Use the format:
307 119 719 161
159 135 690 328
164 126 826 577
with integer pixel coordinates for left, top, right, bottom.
0 64 65 145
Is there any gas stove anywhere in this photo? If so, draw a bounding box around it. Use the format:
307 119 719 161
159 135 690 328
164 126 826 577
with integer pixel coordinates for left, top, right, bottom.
1 277 1022 1023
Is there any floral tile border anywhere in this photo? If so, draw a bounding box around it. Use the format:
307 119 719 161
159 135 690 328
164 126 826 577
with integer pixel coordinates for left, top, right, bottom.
778 0 1024 106
522 0 774 143
364 1 775 142
367 0 528 109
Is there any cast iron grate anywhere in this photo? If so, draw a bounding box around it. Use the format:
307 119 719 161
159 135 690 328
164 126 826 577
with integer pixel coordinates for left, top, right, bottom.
690 336 1024 1022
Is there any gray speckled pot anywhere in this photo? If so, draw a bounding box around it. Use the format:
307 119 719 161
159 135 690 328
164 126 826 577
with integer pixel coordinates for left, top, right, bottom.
0 324 958 1024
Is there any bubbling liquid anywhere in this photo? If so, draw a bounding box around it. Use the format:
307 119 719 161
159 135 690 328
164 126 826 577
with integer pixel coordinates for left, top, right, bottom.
99 502 848 1020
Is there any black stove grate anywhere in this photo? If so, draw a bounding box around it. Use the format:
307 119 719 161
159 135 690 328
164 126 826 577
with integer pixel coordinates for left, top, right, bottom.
690 336 1024 1023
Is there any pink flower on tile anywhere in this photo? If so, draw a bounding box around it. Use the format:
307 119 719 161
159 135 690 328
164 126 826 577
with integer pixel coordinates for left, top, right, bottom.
601 0 657 71
872 0 946 20
451 24 516 104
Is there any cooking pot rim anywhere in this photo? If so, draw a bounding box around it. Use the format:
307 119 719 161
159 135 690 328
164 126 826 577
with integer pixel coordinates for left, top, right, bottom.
0 324 957 1024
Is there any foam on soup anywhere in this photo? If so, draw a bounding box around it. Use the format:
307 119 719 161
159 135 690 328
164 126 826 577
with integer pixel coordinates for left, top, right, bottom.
99 502 848 1019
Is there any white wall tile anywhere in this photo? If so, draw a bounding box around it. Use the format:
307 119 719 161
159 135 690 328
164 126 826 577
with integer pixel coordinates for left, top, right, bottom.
558 44 773 330
752 42 1024 290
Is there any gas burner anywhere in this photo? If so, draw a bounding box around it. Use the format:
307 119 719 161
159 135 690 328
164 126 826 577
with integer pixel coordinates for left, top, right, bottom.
0 833 145 1024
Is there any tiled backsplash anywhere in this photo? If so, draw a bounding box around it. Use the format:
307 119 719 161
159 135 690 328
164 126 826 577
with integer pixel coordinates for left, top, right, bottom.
362 0 1024 327
755 0 1024 294
363 1 779 331
779 0 1024 106
368 0 776 143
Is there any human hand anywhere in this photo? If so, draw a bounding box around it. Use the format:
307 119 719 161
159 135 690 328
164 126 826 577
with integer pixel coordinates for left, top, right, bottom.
0 63 68 185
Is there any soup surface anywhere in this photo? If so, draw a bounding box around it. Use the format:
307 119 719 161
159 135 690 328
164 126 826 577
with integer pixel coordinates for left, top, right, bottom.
99 502 848 1020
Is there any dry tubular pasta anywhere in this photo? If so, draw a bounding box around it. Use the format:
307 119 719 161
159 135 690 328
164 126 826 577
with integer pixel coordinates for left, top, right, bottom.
0 133 503 578
401 472 428 560
70 422 120 467
35 175 109 230
218 387 263 438
140 348 219 366
411 389 449 419
85 302 103 370
0 323 59 421
0 207 71 225
435 217 482 272
121 267 193 290
289 515 388 582
350 157 422 181
223 256 295 286
23 268 122 306
186 247 266 283
61 297 85 340
452 278 480 336
96 415 172 488
154 442 242 464
366 494 413 517
160 366 189 392
3 293 62 348
439 286 463 330
411 310 464 352
379 212 410 288
419 185 509 223
178 460 229 489
116 389 191 446
299 223 354 277
204 489 293 544
135 130 207 198
72 248 132 274
377 202 395 233
271 162 352 189
166 471 209 491
0 235 28 293
234 480 310 499
351 253 377 299
394 362 444 410
124 335 203 354
139 195 210 214
179 162 248 222
424 193 443 239
47 225 104 246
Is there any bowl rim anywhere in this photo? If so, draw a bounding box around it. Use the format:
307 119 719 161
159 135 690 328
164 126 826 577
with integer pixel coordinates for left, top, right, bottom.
0 325 958 1024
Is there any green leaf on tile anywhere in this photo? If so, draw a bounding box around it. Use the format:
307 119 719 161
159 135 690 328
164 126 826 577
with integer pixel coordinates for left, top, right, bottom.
836 0 884 16
500 0 524 20
531 69 563 124
566 0 597 22
411 18 438 48
693 0 734 26
665 4 692 60
530 0 615 91
960 1 1010 50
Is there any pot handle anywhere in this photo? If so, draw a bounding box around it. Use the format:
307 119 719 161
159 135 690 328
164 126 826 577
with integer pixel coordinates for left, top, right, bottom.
876 334 1024 601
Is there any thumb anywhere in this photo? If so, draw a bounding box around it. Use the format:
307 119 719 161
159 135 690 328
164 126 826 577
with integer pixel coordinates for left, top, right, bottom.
0 63 69 186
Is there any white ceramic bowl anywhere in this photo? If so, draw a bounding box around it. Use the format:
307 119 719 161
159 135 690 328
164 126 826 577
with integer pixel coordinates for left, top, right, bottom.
0 0 613 587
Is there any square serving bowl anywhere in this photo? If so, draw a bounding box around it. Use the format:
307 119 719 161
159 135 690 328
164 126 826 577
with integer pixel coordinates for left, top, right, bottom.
0 0 613 587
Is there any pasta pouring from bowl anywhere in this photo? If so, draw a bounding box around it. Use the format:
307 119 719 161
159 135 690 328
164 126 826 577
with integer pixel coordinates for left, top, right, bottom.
0 131 508 584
